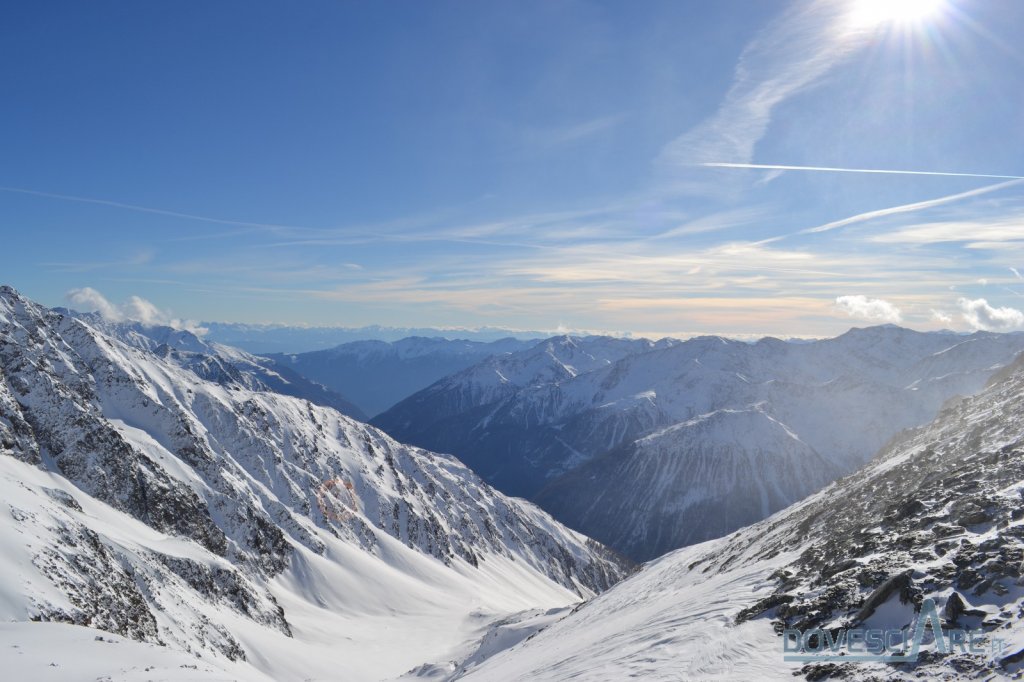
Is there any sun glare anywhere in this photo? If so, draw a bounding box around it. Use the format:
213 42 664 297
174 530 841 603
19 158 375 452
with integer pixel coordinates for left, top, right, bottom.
849 0 946 28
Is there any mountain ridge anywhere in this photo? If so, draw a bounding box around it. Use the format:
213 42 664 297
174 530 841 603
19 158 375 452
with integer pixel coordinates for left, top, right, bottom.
376 324 1024 560
0 285 631 680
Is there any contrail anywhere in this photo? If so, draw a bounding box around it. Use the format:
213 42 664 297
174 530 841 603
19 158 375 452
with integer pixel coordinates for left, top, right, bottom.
702 162 1024 180
0 185 312 232
800 178 1024 234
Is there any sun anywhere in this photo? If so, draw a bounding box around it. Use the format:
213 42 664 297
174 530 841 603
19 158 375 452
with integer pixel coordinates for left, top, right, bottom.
848 0 946 28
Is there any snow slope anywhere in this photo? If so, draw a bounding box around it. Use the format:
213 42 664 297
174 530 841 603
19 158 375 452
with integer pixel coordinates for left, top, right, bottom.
538 405 840 560
460 350 1024 681
0 286 630 681
0 620 271 682
61 309 369 420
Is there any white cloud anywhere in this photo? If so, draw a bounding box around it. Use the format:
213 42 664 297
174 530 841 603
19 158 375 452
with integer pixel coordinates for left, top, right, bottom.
958 297 1024 332
122 295 166 326
66 287 123 321
870 213 1024 245
835 295 902 323
979 278 989 286
930 309 953 325
1011 267 1023 280
65 287 207 335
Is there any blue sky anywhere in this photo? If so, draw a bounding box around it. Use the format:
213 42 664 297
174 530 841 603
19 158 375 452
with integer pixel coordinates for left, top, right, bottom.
3 0 1024 337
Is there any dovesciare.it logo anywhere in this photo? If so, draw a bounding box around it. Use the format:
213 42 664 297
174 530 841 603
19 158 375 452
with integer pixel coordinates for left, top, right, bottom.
782 598 1006 663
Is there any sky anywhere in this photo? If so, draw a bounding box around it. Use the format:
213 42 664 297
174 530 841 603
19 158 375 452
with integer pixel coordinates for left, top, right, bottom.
3 0 1024 338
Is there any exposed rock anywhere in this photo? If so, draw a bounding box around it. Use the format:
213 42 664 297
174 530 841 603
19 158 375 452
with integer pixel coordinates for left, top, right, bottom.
944 591 985 624
853 570 918 624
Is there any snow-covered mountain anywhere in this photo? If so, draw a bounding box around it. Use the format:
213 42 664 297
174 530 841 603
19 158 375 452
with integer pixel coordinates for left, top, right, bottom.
373 335 674 496
0 286 630 680
376 327 1024 560
456 348 1024 681
60 308 370 421
267 336 535 418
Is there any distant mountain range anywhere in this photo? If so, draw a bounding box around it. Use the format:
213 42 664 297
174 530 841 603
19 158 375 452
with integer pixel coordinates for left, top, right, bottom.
374 327 1024 560
266 336 536 417
201 321 553 354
